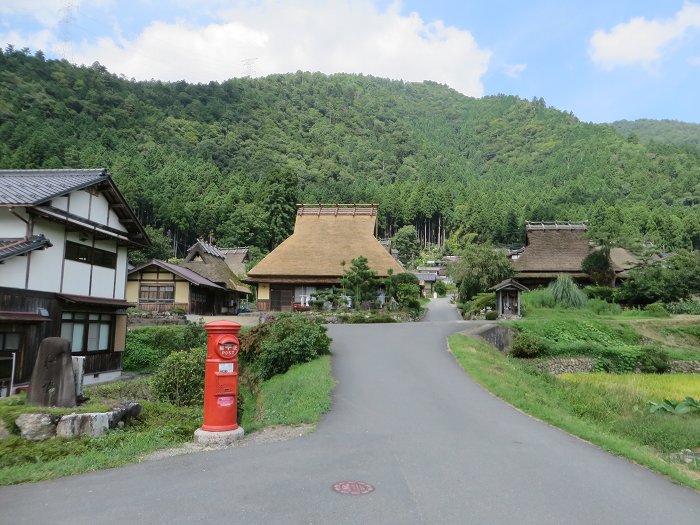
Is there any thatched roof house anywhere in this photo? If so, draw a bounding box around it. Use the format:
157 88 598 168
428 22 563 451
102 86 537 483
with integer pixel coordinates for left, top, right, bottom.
219 247 250 276
512 222 639 287
247 204 404 311
181 240 251 295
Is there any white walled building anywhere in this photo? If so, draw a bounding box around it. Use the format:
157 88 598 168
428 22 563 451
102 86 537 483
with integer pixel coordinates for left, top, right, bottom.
0 169 149 391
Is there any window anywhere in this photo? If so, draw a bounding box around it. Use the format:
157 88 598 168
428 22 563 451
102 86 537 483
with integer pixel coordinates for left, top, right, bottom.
139 285 175 303
65 241 117 269
0 333 21 351
60 312 113 353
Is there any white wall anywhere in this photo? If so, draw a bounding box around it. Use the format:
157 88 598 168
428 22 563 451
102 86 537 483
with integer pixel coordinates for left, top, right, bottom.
67 189 91 220
107 208 128 233
62 260 90 296
0 255 28 288
89 192 110 225
114 247 128 300
26 220 65 292
91 266 116 298
51 196 69 211
0 208 27 237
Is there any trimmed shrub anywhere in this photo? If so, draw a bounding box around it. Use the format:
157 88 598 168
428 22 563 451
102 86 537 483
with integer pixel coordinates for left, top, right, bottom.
240 314 331 381
396 283 421 310
644 303 670 318
123 323 206 372
584 285 616 303
548 275 587 309
151 346 206 407
510 333 547 358
434 280 447 297
485 311 499 320
637 345 670 374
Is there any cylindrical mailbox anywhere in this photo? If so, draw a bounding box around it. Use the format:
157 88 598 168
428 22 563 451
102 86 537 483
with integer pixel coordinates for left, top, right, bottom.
202 320 241 432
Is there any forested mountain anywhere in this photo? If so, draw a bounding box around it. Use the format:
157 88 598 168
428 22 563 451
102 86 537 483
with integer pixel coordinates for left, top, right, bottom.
1 47 699 256
611 119 700 149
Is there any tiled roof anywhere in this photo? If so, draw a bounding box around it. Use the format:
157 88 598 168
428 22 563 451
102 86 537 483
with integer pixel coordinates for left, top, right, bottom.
489 278 530 292
0 235 52 263
0 169 108 205
412 272 437 282
185 239 224 259
129 260 225 289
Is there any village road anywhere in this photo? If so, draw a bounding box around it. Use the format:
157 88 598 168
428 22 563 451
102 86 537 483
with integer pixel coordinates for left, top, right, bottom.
2 299 700 524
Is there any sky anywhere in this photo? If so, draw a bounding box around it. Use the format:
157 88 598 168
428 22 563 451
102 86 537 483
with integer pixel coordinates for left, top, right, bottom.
1 0 699 123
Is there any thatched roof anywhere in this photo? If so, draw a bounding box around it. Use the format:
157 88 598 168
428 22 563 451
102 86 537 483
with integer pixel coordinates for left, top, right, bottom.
247 204 404 282
512 224 592 274
180 240 251 294
219 247 249 276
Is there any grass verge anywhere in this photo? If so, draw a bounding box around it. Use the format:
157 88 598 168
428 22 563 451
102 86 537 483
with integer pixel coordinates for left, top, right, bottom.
0 355 334 486
448 332 700 491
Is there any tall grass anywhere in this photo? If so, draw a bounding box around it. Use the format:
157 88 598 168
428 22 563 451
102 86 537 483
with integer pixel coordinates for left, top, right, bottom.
548 275 588 309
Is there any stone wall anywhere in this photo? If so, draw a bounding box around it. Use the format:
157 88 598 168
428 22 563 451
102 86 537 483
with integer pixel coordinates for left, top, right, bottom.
469 324 518 352
536 358 596 375
669 361 700 374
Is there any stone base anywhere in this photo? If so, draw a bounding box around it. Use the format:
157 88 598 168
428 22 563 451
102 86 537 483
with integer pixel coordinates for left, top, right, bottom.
194 426 245 446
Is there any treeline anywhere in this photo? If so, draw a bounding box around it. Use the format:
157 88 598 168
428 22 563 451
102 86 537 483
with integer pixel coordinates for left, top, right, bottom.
611 119 700 149
1 46 699 256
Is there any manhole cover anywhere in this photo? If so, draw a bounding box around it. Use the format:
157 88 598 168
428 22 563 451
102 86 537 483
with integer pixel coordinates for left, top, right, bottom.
332 481 375 496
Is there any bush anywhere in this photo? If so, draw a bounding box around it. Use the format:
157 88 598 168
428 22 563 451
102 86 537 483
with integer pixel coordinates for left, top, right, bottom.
665 300 700 315
485 311 499 320
588 298 622 315
510 333 547 358
644 302 670 318
548 275 587 309
637 346 670 374
151 347 206 406
434 280 447 297
123 323 206 372
593 346 640 373
240 314 331 381
584 285 616 302
396 283 421 310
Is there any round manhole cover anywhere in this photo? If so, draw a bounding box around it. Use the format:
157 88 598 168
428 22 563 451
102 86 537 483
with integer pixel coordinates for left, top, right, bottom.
332 481 375 496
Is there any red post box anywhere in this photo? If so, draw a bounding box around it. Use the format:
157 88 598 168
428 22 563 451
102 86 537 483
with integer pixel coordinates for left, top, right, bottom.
202 320 241 432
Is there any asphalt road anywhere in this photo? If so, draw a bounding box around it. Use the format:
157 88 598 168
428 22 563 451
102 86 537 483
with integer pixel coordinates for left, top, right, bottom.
2 298 700 524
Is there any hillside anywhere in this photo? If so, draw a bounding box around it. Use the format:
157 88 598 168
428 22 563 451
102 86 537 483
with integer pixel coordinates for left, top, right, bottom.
1 47 699 255
611 119 700 149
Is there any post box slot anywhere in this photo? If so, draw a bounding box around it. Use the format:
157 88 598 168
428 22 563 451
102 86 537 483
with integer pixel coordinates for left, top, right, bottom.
216 374 237 395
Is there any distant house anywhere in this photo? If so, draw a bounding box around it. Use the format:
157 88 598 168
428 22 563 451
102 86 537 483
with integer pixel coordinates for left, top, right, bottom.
0 169 149 391
412 272 437 297
512 222 639 287
246 204 404 311
218 247 250 276
126 260 231 315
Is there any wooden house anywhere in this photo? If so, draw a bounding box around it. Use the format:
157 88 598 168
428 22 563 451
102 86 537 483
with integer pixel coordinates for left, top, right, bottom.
246 204 404 311
512 222 639 287
219 247 250 277
126 260 230 315
412 272 437 297
0 169 149 391
489 278 529 319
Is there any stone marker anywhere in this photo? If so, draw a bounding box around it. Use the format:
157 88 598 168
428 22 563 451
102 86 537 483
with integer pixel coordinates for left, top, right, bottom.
15 413 58 441
56 413 109 438
27 337 76 408
0 418 10 440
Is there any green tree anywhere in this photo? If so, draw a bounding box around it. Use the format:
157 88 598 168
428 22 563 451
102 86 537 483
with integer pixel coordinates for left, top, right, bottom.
581 246 615 286
392 225 420 265
449 243 513 302
128 225 173 265
339 256 378 308
263 166 298 250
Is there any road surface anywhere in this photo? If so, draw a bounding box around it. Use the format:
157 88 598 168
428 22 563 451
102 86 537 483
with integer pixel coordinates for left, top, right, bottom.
1 298 699 524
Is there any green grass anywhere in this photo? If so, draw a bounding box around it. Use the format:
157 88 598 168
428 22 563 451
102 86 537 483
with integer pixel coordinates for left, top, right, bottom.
250 355 334 430
0 355 335 485
560 373 700 401
449 333 700 491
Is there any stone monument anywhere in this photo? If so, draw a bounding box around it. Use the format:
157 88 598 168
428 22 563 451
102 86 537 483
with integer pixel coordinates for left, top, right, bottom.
27 337 77 407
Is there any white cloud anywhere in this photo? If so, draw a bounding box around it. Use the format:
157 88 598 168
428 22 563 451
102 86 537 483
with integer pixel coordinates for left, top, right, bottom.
22 0 490 96
590 2 700 69
502 63 526 78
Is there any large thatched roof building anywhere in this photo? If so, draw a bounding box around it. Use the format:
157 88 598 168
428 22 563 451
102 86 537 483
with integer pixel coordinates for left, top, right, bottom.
247 204 404 311
512 222 639 287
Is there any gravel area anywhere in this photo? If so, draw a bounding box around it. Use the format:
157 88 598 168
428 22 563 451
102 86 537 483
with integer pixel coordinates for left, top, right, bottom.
142 424 314 461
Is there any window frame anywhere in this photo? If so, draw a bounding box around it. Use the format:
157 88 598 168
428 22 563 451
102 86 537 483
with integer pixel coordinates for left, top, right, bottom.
138 284 175 304
60 311 114 354
0 332 21 352
65 241 117 269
